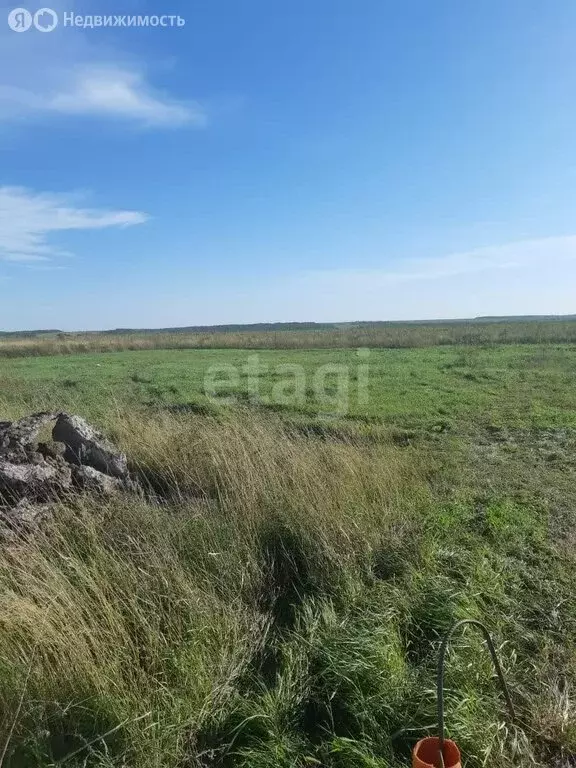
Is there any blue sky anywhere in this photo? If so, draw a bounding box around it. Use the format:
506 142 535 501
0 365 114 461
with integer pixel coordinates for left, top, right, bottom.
1 0 576 330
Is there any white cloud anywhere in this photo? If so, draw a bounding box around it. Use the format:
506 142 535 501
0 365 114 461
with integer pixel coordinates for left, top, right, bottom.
47 66 204 127
0 65 205 128
3 232 576 330
266 234 576 322
304 235 576 288
0 15 205 128
0 186 147 263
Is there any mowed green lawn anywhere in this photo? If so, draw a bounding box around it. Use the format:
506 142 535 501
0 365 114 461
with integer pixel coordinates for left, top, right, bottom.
2 344 576 430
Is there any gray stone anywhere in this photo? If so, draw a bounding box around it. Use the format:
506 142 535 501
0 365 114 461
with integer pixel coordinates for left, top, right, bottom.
71 465 124 495
37 441 66 461
0 412 58 457
0 498 54 542
0 459 72 502
52 413 128 478
0 412 138 530
6 498 50 526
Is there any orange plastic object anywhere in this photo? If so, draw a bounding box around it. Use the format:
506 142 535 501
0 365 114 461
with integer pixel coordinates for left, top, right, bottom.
412 737 461 768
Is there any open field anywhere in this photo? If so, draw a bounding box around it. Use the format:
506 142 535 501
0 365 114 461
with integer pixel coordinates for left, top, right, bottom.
0 343 576 766
3 344 576 429
2 319 576 358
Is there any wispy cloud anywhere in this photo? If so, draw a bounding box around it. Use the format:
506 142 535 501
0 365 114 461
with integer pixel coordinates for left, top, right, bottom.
304 235 576 288
0 186 147 263
0 65 205 128
0 16 205 129
51 66 204 127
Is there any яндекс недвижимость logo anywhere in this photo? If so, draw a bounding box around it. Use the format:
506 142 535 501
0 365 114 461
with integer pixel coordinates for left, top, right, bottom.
7 7 185 30
8 7 58 31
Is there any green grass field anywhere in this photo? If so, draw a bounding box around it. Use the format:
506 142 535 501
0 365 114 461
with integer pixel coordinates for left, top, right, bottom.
4 344 576 427
0 341 575 766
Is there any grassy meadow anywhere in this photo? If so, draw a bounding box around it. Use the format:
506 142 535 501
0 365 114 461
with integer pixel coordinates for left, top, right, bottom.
0 334 576 766
2 318 576 358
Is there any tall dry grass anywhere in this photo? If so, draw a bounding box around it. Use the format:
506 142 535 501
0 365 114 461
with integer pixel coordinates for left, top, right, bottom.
0 411 425 767
0 410 573 766
2 320 576 358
